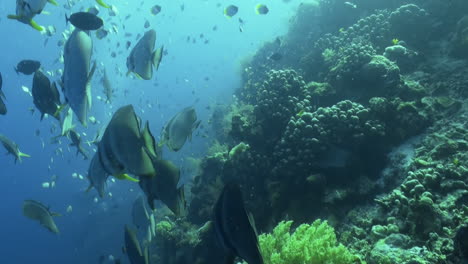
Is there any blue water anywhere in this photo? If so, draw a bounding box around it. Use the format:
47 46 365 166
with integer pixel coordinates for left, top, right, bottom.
0 0 299 262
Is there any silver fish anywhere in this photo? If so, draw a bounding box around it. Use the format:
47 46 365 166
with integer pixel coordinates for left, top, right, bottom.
126 29 163 80
98 105 157 178
23 199 60 234
63 29 96 126
86 153 109 198
0 134 30 163
162 106 201 152
7 0 58 31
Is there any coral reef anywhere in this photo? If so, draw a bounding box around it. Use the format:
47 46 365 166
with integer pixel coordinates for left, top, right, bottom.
388 4 430 48
152 2 468 264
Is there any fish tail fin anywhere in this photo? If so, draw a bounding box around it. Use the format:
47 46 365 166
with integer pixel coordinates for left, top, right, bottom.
96 0 110 8
152 46 164 71
114 173 139 182
85 184 93 193
157 139 165 148
255 4 262 14
48 0 58 6
80 149 89 160
29 20 44 31
19 151 31 158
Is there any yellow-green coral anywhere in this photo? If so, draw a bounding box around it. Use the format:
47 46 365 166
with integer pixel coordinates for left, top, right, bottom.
155 220 174 238
259 220 361 264
228 142 250 160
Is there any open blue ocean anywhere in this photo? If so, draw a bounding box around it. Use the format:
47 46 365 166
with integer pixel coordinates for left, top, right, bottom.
1 1 467 264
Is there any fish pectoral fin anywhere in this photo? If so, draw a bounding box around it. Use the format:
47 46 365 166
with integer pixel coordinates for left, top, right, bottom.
96 0 110 8
7 15 20 20
85 184 93 193
85 62 96 110
53 104 66 119
19 151 31 158
157 139 166 148
114 174 139 182
152 46 164 70
48 0 59 6
133 72 144 80
87 61 97 84
50 212 62 217
29 20 44 31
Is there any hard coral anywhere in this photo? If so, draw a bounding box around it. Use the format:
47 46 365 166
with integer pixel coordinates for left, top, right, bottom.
388 4 430 48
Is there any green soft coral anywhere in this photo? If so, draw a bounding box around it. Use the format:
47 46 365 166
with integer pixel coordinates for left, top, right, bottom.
259 220 361 264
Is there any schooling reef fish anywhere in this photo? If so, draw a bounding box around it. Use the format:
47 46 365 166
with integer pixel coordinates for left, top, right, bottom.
22 199 61 234
0 134 30 163
66 12 103 31
224 5 238 18
15 60 41 75
123 225 149 264
68 129 89 160
7 0 58 31
138 159 186 216
32 70 62 121
213 183 264 264
162 106 201 152
97 105 157 178
86 152 110 197
126 29 163 80
62 29 96 126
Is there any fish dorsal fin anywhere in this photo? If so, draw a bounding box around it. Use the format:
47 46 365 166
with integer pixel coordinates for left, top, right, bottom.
193 119 201 130
85 183 93 193
50 212 62 217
